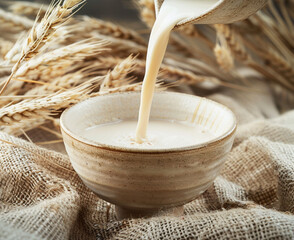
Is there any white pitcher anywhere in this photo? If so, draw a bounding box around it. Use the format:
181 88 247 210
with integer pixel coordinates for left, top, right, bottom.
154 0 268 26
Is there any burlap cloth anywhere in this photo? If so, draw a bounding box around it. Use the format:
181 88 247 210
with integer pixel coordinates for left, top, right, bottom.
1 82 294 239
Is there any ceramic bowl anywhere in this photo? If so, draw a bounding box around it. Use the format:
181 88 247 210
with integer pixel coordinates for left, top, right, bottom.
60 92 237 219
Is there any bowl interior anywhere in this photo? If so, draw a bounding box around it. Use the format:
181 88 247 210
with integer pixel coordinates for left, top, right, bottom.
61 91 236 151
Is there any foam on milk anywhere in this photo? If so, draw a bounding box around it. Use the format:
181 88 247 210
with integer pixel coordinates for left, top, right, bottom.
135 0 219 143
83 120 214 149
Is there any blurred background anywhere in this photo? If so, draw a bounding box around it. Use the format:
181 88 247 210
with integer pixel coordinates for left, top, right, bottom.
16 0 142 24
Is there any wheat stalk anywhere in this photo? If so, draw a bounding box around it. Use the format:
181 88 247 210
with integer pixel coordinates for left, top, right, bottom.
92 33 147 57
1 54 139 126
0 0 293 139
214 31 234 73
7 1 48 18
100 55 136 91
245 36 294 83
0 38 14 59
136 0 209 44
0 0 85 95
24 72 86 96
15 40 108 77
253 13 294 65
267 0 294 48
0 8 34 32
96 55 220 86
4 32 27 62
214 24 251 63
136 0 156 28
214 43 234 73
0 81 96 131
215 23 294 90
264 50 294 82
0 66 11 78
78 16 146 46
1 115 50 136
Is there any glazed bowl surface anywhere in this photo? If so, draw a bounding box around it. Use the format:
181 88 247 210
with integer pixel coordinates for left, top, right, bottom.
60 92 236 218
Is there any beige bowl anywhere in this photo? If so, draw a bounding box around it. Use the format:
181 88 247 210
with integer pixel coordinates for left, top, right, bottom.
60 92 236 219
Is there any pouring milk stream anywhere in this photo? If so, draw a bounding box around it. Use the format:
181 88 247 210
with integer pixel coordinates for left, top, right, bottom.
135 0 219 143
135 0 268 143
84 0 268 147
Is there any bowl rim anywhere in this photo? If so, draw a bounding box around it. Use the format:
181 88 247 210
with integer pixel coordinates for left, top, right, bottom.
60 91 237 153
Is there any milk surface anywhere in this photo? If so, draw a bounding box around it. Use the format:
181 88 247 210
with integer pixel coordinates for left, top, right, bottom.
85 0 220 147
83 120 215 149
135 0 219 143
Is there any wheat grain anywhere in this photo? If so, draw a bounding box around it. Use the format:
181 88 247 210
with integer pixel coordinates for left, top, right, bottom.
0 0 85 95
0 0 293 138
0 66 11 78
135 0 156 28
4 32 27 62
0 82 95 131
78 16 146 46
0 8 34 32
0 39 14 59
136 0 212 47
267 0 294 48
214 24 250 63
24 73 85 95
253 13 294 65
214 31 234 73
92 33 147 58
214 44 234 73
20 0 85 60
264 50 294 82
15 40 108 77
159 63 213 85
1 115 50 136
96 56 219 86
100 55 136 91
216 23 294 89
8 1 48 18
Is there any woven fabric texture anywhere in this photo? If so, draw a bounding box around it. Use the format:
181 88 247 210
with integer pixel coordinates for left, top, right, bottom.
0 85 294 239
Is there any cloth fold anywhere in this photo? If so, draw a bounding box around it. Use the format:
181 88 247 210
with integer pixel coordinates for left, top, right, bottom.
0 86 294 239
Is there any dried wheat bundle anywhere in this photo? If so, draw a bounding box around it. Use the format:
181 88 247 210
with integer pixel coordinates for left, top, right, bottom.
0 0 86 95
137 0 294 90
0 0 293 145
0 76 104 133
0 8 34 32
77 16 146 46
15 40 108 77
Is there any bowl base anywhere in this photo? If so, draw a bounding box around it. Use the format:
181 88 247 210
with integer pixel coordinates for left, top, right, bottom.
115 205 184 220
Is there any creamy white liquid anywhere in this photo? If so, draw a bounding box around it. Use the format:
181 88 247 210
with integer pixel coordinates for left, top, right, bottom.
83 0 219 148
135 0 219 143
83 120 214 149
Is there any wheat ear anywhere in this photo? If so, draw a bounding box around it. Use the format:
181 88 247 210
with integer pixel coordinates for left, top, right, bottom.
214 30 234 72
0 0 85 95
79 16 146 46
0 81 96 132
0 38 14 60
15 40 108 77
135 0 156 28
0 8 34 32
100 55 136 91
214 24 250 63
264 50 294 82
8 1 48 18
